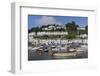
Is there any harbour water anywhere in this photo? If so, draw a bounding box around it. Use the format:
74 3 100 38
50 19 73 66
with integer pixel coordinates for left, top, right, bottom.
28 49 88 61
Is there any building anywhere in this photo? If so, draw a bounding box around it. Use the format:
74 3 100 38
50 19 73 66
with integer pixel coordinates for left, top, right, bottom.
41 24 66 31
77 27 85 30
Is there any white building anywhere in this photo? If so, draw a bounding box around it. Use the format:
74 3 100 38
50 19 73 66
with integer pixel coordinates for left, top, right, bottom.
77 27 85 30
41 24 66 31
79 34 88 38
29 31 68 36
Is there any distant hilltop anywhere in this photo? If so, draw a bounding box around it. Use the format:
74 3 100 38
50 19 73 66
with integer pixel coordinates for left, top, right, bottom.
28 21 88 38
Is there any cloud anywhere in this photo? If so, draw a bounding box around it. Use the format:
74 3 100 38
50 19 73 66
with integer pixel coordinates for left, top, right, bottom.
36 16 62 26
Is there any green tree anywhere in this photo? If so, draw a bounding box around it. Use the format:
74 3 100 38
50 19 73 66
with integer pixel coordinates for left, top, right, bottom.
65 21 77 34
65 21 78 39
85 26 88 34
29 27 41 33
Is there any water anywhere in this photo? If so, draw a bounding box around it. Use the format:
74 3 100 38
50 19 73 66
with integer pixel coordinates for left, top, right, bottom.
28 50 88 61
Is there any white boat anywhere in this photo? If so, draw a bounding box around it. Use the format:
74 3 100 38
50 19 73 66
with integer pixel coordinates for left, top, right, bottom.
53 52 76 57
69 48 76 52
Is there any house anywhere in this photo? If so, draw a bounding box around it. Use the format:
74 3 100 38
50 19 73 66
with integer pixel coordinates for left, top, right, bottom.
77 27 85 30
79 34 88 38
41 24 65 31
28 32 35 42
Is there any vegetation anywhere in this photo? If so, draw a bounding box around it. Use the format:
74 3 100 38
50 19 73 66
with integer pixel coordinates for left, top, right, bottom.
85 26 88 34
28 27 42 33
65 21 78 39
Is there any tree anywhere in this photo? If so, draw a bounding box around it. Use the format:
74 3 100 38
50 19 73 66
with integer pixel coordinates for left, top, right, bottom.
65 21 77 33
65 21 78 39
28 27 41 33
85 26 88 34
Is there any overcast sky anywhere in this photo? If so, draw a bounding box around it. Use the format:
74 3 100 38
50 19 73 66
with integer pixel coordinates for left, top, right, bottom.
28 15 88 29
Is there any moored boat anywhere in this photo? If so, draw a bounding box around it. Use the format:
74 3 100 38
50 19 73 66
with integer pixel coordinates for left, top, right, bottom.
53 52 76 57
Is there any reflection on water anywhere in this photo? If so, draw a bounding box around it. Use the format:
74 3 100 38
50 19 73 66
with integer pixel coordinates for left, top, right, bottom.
28 50 88 61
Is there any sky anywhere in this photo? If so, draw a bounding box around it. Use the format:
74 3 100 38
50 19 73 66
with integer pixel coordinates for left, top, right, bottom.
28 15 88 29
